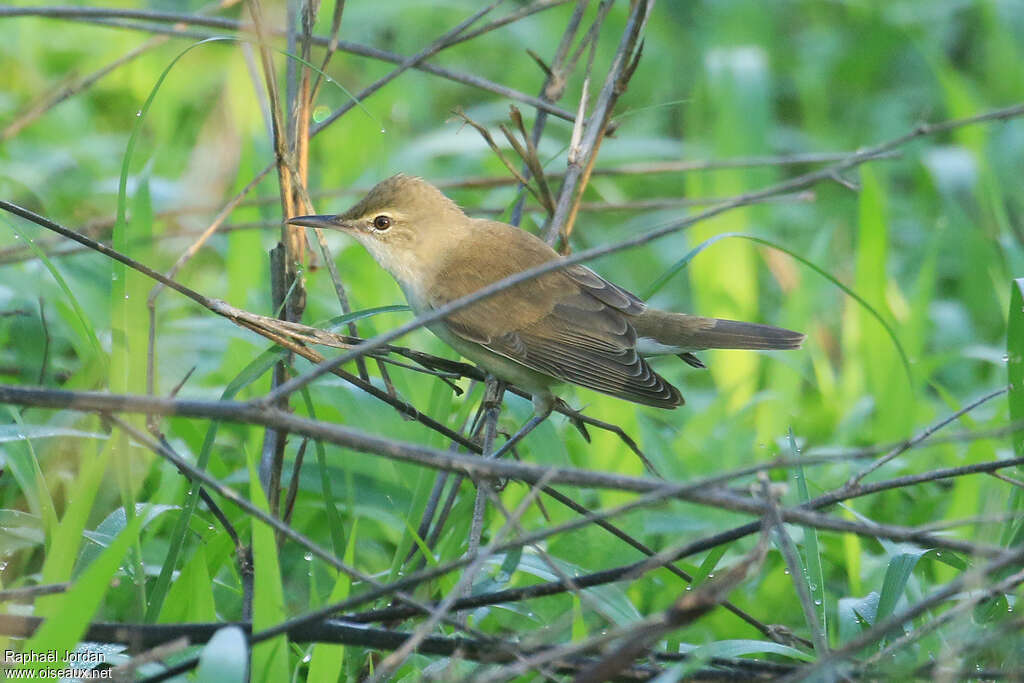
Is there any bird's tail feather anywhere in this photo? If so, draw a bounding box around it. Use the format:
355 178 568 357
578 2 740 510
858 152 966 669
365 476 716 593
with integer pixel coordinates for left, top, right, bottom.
684 317 805 350
633 311 805 352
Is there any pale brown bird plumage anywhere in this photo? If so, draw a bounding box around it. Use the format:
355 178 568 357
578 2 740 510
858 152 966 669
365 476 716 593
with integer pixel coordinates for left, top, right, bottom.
288 174 804 411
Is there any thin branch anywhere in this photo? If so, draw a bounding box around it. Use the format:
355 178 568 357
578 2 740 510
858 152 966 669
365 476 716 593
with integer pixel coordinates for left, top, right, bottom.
0 383 1012 562
346 452 1024 624
310 1 504 136
0 5 576 122
846 386 1010 486
508 0 590 226
0 613 797 681
0 583 69 602
543 0 651 246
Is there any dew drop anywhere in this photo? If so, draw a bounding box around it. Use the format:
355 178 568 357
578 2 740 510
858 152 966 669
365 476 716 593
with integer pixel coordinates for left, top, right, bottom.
303 552 313 562
814 599 822 606
312 104 331 123
135 110 142 117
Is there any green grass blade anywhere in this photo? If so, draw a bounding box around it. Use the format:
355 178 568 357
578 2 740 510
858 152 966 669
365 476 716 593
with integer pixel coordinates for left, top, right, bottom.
307 519 359 681
790 428 827 650
693 545 729 586
247 447 289 683
37 440 112 597
4 220 105 370
144 346 285 621
158 542 218 623
2 407 58 534
317 304 410 329
76 504 177 576
298 386 346 557
1009 278 1024 459
25 510 146 672
875 550 927 624
0 425 106 442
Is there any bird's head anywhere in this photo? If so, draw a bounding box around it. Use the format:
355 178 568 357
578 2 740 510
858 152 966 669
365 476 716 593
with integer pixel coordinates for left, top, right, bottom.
287 174 466 284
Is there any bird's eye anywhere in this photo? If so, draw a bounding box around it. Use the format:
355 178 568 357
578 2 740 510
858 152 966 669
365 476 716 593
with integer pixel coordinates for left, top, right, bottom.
372 215 392 230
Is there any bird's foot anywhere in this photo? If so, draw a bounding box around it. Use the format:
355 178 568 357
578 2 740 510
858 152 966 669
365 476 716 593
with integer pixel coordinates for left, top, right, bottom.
553 398 591 443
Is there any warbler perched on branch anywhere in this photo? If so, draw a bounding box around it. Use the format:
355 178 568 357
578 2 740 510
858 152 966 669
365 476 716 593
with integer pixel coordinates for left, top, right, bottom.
288 174 803 416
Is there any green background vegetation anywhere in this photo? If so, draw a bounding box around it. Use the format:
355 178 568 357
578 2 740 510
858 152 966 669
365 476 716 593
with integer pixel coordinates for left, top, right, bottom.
0 0 1022 680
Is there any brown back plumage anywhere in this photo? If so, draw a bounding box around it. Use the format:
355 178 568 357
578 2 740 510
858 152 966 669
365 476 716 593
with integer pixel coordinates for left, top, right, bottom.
430 219 683 408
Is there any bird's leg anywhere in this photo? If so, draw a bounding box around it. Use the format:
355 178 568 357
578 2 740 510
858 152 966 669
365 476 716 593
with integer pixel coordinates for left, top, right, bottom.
468 376 505 558
553 397 591 442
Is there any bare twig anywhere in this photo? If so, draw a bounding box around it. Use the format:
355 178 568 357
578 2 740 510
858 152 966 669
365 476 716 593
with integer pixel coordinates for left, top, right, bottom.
543 0 652 247
452 108 548 206
508 0 591 226
0 5 576 122
0 583 69 602
846 386 1010 486
0 383 1011 562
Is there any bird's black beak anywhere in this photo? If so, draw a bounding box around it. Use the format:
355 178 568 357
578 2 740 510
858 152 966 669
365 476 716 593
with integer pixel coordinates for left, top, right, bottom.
285 214 345 231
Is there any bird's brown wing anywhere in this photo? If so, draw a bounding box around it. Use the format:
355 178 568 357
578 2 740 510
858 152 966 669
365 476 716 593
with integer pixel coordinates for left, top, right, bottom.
429 222 682 408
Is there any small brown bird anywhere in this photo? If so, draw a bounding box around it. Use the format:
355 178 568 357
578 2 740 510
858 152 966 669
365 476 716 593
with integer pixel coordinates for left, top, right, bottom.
288 174 803 414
